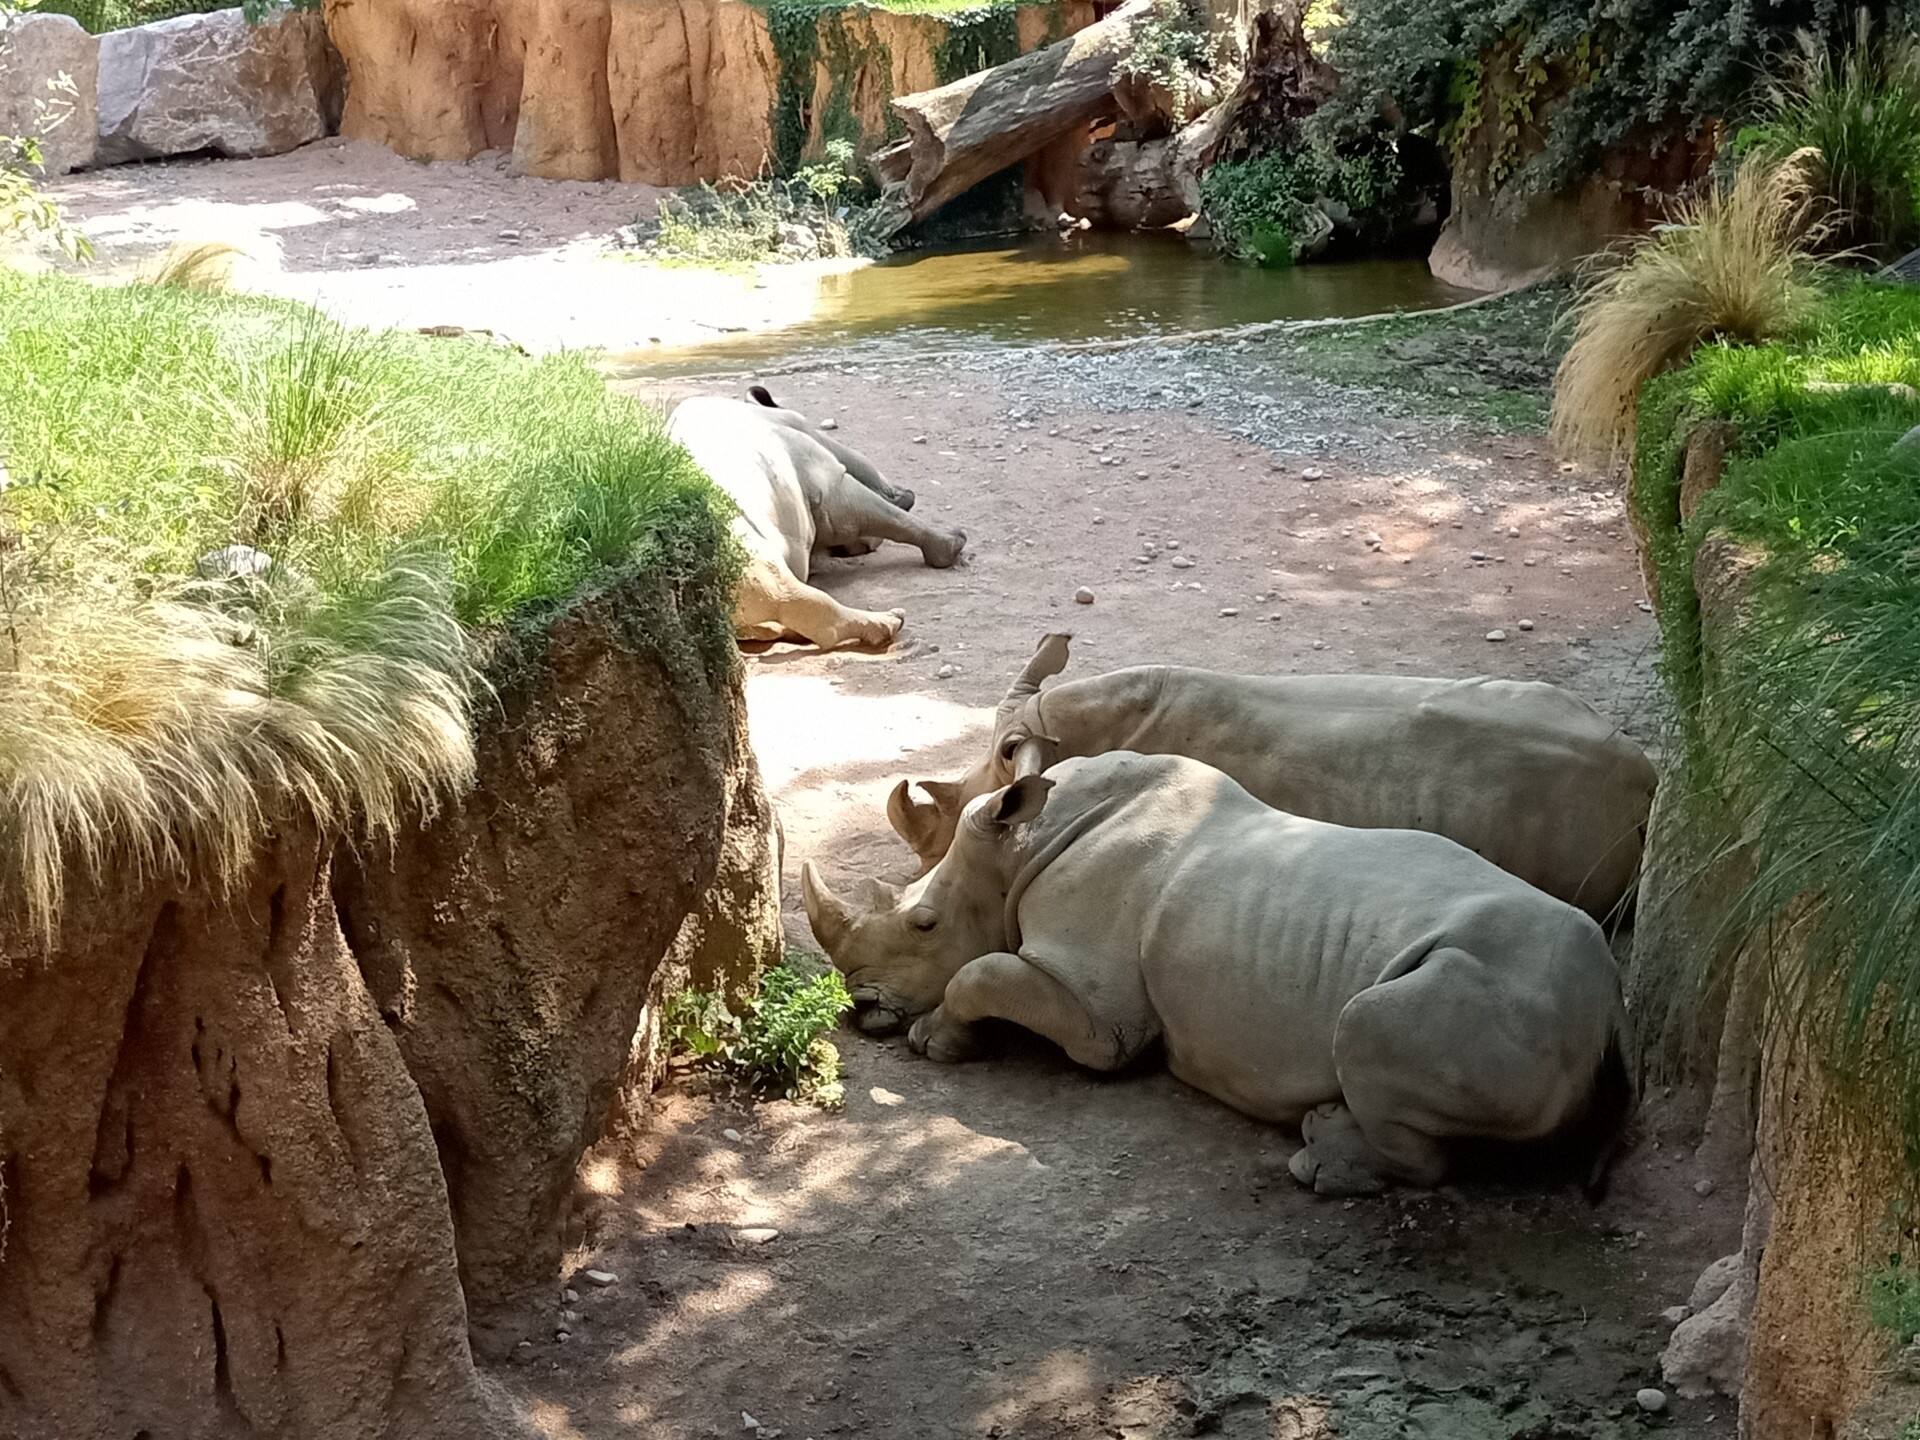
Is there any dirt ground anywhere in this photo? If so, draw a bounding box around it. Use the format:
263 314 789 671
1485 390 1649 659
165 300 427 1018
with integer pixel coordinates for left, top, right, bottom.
33 147 1743 1438
27 140 860 350
498 369 1741 1439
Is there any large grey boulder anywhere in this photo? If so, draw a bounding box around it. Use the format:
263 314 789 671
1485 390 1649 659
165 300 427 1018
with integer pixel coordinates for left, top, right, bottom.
96 5 338 167
0 11 99 175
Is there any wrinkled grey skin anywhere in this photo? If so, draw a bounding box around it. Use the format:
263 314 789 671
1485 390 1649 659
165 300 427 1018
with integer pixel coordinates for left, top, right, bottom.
668 390 966 650
807 752 1632 1195
888 634 1656 921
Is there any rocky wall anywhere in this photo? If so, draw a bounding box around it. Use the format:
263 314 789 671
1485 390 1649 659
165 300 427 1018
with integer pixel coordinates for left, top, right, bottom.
324 0 1091 184
0 569 778 1430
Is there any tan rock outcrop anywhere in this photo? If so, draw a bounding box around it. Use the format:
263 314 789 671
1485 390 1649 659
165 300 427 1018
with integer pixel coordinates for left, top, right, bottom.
327 0 1091 184
95 6 340 167
334 571 768 1351
0 828 528 1440
0 11 98 175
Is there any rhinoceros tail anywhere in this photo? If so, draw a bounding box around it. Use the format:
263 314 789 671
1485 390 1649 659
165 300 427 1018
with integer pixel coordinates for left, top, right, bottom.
1575 1026 1637 1203
749 384 779 408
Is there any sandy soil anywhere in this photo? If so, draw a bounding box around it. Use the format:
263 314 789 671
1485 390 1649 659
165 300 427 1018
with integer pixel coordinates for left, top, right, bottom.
29 140 860 351
496 367 1740 1439
33 145 1738 1437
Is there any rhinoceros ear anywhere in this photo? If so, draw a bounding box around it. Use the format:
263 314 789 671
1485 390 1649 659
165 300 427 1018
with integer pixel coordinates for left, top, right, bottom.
887 779 961 870
988 775 1056 828
800 861 853 954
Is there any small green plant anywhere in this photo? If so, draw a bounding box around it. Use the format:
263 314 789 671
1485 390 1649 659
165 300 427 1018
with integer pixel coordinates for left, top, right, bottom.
1868 1260 1920 1346
663 956 853 1105
644 169 889 268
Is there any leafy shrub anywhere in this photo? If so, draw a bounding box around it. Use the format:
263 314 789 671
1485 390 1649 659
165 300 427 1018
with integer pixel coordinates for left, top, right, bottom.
644 154 891 268
1113 0 1229 117
1551 151 1831 464
28 0 314 32
1740 12 1920 260
663 956 853 1105
1868 1260 1920 1346
1315 0 1896 195
1201 141 1406 265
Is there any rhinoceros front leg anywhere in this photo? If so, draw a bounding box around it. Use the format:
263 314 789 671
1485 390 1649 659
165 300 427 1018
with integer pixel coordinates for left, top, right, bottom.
908 949 1148 1071
735 553 904 650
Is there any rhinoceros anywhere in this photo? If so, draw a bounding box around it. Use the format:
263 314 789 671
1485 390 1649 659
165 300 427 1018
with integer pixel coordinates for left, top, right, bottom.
668 388 967 650
888 635 1656 921
806 751 1633 1195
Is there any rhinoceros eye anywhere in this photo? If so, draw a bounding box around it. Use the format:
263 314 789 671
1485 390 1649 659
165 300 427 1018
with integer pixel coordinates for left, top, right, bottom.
998 734 1023 762
908 909 938 932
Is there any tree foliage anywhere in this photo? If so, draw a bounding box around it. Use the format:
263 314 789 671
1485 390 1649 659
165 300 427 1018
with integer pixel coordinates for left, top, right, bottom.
1316 0 1902 192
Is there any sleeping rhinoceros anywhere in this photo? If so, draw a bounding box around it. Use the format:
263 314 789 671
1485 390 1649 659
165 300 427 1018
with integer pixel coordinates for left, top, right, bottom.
806 751 1633 1195
888 635 1656 921
668 388 966 650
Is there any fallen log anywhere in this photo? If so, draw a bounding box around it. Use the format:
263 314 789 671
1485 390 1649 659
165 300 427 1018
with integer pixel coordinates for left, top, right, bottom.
877 0 1152 234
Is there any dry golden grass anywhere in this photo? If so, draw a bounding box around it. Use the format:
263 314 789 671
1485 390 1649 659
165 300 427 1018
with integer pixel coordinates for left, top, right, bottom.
133 239 251 292
0 554 476 944
1551 150 1833 465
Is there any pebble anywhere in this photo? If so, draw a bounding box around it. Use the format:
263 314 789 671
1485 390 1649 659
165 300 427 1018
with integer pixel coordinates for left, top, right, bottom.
936 663 957 680
1508 526 1521 537
1300 467 1325 481
563 1288 580 1304
1637 599 1654 612
561 1309 583 1325
1074 586 1095 604
743 1414 761 1431
1470 550 1487 561
912 435 927 445
1134 555 1153 565
1219 608 1239 618
1518 619 1535 632
498 229 523 241
1311 640 1326 650
1636 1388 1668 1415
1166 539 1181 549
819 417 838 430
1171 555 1196 570
735 1227 780 1245
555 1329 571 1343
1661 1305 1691 1326
581 1269 618 1288
1486 629 1508 642
1363 532 1383 548
723 1128 743 1142
1693 1178 1716 1198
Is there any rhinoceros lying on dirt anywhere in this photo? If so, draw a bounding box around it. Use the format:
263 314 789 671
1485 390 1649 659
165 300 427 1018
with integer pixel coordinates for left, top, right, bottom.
668 389 966 649
888 635 1656 920
806 751 1633 1194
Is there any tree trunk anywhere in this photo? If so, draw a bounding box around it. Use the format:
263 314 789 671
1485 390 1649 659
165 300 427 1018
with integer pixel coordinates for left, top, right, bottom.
875 0 1151 235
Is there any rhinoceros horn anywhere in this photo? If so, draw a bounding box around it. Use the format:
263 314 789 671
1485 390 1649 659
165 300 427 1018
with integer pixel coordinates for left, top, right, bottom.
993 632 1073 733
801 861 853 953
887 779 964 872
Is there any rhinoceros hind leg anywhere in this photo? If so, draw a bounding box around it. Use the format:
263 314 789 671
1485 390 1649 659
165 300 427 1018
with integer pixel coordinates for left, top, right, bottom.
817 476 966 570
735 554 905 650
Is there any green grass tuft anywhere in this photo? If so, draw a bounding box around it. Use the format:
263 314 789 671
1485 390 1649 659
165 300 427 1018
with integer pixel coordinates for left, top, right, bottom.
0 271 737 943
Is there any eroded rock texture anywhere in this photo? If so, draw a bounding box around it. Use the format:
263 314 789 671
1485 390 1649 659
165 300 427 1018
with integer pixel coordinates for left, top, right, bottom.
335 573 772 1350
0 829 525 1440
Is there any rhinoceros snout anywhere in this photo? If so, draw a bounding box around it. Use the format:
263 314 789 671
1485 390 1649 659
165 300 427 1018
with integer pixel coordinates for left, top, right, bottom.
850 991 907 1036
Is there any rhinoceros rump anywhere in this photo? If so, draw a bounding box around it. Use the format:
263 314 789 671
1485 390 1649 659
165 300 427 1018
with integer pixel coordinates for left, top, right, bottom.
668 390 967 650
807 751 1633 1195
888 634 1656 921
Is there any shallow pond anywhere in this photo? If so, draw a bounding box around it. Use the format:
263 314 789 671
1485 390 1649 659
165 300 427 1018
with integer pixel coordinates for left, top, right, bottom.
609 230 1475 378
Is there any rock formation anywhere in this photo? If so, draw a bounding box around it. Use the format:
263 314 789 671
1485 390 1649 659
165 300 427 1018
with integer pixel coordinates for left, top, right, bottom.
95 6 340 167
0 828 529 1440
334 570 775 1353
0 10 98 175
324 0 1091 186
0 570 776 1427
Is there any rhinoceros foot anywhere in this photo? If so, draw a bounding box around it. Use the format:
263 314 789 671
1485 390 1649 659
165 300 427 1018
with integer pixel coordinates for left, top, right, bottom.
908 1006 982 1063
1288 1102 1392 1197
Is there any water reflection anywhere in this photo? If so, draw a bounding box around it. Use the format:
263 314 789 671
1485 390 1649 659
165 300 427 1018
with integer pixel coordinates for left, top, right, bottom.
607 230 1473 378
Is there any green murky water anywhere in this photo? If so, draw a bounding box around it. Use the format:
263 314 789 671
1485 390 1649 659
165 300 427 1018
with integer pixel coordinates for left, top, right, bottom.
610 230 1474 378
